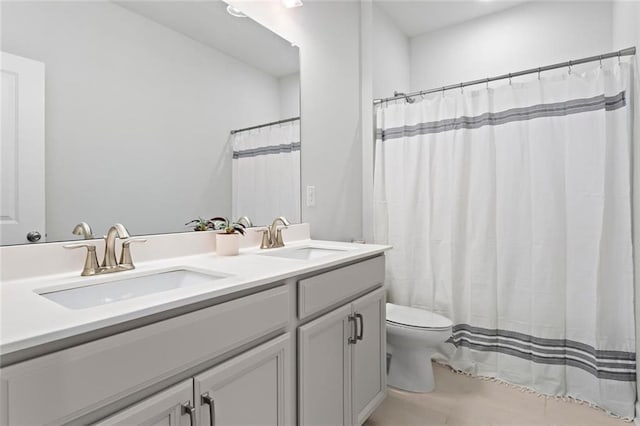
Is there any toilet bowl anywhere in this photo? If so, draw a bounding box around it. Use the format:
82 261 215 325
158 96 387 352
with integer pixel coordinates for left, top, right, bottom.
386 303 452 393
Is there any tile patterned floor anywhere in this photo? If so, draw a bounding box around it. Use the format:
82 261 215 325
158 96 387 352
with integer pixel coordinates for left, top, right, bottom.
364 363 628 426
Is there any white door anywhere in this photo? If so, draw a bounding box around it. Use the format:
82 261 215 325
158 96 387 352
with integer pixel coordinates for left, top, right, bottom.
1 51 45 245
93 379 195 426
194 334 292 426
298 304 353 426
351 288 386 425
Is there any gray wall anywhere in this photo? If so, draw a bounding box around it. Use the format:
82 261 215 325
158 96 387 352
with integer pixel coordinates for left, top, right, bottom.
409 2 614 91
1 1 288 241
279 73 301 119
372 4 410 100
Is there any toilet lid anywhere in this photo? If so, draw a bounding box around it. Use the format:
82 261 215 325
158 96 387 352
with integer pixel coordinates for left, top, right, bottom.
386 303 452 329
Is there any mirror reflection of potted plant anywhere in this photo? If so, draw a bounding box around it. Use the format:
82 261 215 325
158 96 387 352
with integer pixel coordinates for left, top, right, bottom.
185 217 212 232
210 216 246 256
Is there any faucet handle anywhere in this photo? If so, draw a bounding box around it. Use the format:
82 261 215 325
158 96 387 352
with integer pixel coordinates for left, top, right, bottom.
122 238 147 247
64 243 100 276
274 228 286 248
119 238 147 270
255 228 272 249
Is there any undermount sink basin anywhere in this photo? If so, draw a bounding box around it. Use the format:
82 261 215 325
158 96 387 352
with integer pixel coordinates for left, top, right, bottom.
259 246 349 260
38 269 228 310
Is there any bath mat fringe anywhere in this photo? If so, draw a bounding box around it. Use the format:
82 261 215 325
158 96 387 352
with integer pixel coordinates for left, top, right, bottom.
434 361 634 422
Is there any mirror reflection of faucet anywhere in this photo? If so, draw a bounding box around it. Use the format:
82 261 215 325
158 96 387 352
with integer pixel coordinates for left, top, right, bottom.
235 216 253 228
72 222 94 240
64 223 146 276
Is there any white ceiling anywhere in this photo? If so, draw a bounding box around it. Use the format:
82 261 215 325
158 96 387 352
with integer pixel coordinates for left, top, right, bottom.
374 0 530 38
115 1 299 78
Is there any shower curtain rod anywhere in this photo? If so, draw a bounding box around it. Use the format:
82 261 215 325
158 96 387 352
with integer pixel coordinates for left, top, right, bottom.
230 116 300 134
373 46 636 104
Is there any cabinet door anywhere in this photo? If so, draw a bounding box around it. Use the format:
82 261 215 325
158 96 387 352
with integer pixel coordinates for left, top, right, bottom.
298 304 353 426
93 379 194 426
194 333 292 426
352 288 386 426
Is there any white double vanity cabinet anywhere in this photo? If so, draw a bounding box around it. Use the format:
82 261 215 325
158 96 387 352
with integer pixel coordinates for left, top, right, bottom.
0 233 389 426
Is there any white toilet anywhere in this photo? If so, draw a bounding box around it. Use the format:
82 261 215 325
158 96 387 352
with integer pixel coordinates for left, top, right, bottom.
386 303 453 392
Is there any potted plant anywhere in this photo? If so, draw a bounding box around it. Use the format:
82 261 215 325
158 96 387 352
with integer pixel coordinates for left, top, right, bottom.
209 216 246 256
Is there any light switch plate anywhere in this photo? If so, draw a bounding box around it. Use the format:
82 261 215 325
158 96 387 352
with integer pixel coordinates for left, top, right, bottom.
306 186 316 207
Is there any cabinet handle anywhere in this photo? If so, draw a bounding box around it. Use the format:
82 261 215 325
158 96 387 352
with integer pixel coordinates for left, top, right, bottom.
202 393 215 426
356 312 364 341
348 314 358 344
182 401 197 426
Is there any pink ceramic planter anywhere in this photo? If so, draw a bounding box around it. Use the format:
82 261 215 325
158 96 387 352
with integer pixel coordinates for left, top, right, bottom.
215 233 239 256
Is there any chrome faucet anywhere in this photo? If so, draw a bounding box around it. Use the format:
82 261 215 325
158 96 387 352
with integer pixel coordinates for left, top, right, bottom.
102 223 130 271
269 216 290 245
259 216 290 249
65 223 147 276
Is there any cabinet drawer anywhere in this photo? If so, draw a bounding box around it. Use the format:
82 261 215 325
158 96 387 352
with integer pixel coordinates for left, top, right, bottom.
0 285 289 426
298 256 385 320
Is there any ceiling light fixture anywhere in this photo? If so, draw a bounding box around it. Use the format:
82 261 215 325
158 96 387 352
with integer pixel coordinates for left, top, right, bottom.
226 5 247 18
282 0 303 8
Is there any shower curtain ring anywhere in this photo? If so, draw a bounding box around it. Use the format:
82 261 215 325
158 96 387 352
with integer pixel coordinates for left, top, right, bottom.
618 51 622 65
537 68 541 80
599 55 603 68
508 73 512 85
486 78 490 90
442 87 445 98
568 60 572 74
459 83 464 94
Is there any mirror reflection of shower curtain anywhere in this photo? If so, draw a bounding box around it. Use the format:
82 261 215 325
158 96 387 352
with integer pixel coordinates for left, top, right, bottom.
231 119 300 226
374 63 636 417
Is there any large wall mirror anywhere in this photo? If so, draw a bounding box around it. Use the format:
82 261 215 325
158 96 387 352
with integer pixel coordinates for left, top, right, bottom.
1 0 300 245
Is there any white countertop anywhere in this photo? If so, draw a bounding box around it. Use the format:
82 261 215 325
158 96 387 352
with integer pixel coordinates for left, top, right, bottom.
0 239 390 358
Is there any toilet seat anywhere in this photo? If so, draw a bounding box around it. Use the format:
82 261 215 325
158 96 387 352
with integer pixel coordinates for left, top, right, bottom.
386 303 452 331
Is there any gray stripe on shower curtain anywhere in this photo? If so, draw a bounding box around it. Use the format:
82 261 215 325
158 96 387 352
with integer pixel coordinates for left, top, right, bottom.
233 142 301 159
376 91 627 141
448 324 636 381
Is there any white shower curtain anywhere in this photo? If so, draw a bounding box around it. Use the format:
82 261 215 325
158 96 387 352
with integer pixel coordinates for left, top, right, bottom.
374 63 636 417
231 119 300 226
